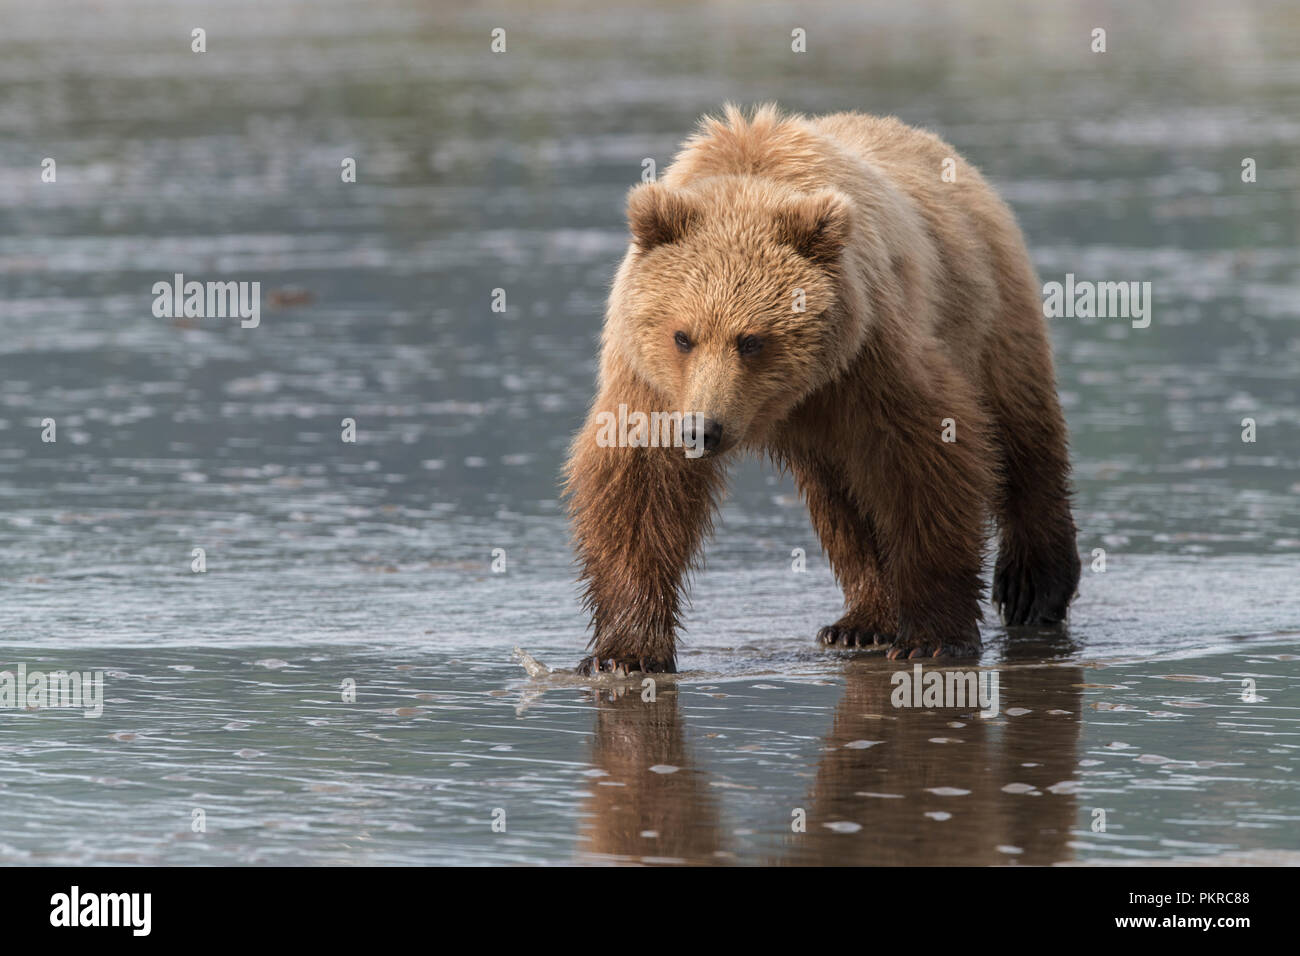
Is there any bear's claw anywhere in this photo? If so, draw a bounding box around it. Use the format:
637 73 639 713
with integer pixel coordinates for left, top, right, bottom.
817 625 892 649
884 634 981 660
576 655 676 677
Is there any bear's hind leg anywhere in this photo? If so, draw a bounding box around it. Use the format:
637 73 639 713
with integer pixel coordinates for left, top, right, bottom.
986 350 1082 626
789 455 897 650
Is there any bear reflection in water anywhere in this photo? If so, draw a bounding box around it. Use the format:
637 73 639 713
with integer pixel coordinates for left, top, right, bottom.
576 634 1083 865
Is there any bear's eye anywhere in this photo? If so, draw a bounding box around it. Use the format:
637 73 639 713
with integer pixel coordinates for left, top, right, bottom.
737 334 763 356
674 331 692 352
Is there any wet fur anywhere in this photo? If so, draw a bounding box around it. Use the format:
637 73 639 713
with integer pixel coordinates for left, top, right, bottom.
565 104 1080 672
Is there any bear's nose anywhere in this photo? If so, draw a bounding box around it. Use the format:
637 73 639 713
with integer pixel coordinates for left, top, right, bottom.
683 417 724 454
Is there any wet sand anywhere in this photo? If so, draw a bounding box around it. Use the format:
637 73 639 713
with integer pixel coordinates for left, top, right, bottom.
0 0 1297 864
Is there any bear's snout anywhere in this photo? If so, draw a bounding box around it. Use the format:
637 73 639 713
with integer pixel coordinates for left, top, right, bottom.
682 416 725 455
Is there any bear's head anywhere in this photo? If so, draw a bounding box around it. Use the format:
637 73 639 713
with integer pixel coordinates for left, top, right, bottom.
608 175 857 456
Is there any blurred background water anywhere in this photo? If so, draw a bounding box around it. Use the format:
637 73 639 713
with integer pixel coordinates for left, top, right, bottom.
0 0 1296 865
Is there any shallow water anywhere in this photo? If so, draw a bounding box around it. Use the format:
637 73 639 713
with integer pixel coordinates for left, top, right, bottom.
0 0 1297 865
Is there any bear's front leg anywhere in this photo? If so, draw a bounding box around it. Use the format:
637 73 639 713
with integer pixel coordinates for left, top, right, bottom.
858 349 996 660
781 448 897 649
563 380 724 676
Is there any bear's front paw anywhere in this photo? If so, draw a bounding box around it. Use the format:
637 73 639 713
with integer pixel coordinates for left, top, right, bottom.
576 654 677 677
884 628 981 661
817 624 892 649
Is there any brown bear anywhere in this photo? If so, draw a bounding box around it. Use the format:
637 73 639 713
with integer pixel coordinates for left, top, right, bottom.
564 104 1080 674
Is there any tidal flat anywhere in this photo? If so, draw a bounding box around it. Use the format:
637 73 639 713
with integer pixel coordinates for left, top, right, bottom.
0 0 1296 864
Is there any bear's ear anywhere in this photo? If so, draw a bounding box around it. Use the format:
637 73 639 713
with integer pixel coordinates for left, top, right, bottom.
626 183 699 250
774 190 851 267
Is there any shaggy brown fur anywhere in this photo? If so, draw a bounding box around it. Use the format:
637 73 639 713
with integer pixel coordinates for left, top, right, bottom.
565 104 1080 674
